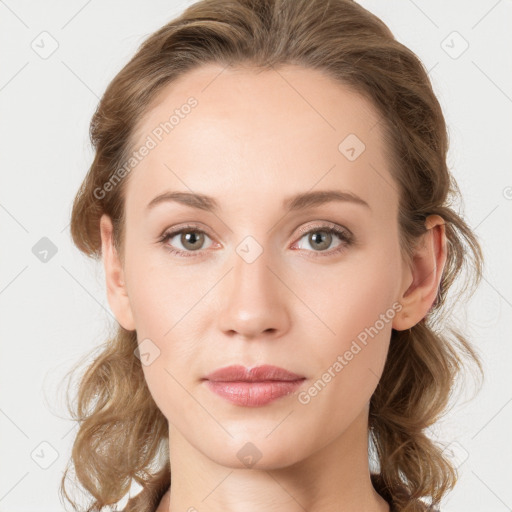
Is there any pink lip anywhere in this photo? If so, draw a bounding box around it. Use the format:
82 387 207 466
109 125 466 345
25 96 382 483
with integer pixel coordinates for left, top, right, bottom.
202 365 306 407
203 364 304 382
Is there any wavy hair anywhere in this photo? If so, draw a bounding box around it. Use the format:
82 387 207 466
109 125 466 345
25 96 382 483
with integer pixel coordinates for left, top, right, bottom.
60 0 484 510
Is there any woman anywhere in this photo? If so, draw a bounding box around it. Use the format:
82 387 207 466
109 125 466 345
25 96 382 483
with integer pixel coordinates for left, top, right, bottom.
60 0 483 511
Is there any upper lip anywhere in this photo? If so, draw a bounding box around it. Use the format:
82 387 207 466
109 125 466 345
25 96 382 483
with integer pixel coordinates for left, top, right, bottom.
203 365 305 382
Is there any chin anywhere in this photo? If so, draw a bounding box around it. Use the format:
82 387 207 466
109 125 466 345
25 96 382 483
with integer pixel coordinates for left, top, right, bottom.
204 435 307 470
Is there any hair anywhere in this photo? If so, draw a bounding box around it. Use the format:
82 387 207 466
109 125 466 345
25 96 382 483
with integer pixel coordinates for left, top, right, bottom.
60 0 484 511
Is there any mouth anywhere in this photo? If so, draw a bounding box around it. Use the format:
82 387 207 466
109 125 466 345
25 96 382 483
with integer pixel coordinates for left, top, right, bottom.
202 365 306 407
203 364 305 382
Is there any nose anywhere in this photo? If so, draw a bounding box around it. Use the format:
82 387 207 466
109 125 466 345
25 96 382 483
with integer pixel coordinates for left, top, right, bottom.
216 244 291 341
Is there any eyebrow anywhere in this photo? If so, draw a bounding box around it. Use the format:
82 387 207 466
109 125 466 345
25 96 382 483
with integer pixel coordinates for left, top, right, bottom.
145 189 370 213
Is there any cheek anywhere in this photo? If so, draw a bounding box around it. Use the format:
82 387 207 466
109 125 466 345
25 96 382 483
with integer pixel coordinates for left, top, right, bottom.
293 247 400 441
297 238 401 339
124 246 195 337
124 247 213 396
131 262 202 421
293 237 401 391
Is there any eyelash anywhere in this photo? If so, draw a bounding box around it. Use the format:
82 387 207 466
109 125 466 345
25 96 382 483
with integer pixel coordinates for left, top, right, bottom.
157 222 354 259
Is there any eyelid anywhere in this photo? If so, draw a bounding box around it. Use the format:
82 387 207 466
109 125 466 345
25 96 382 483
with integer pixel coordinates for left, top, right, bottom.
294 220 352 239
159 221 351 240
159 222 213 240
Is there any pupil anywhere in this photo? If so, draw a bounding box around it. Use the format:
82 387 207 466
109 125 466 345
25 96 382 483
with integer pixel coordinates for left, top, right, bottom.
183 231 202 249
186 233 197 244
310 231 331 250
312 232 325 245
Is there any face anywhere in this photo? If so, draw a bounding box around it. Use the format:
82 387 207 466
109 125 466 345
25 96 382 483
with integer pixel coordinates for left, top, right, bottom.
103 64 411 469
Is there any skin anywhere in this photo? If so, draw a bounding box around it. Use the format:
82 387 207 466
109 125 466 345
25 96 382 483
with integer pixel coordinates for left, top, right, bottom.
99 64 446 512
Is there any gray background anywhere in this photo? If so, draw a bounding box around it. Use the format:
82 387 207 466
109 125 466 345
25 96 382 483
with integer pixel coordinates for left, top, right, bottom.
0 0 511 510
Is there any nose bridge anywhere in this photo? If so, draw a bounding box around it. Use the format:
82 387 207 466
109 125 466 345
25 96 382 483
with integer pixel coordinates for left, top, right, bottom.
216 237 289 338
233 239 272 296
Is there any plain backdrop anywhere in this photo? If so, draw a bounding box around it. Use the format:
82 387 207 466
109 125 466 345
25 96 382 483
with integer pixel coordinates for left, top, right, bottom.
1 1 511 511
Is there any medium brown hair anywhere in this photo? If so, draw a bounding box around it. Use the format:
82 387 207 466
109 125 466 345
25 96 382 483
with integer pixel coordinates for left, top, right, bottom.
61 0 484 510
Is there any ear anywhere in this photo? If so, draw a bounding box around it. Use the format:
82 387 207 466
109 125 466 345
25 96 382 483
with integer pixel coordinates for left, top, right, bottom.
99 214 136 331
392 214 447 331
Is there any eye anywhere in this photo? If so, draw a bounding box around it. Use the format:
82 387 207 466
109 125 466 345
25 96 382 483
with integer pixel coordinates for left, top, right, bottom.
158 221 354 258
292 222 353 257
159 224 214 257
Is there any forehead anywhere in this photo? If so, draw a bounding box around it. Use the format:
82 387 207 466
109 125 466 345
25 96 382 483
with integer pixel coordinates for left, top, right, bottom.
125 63 397 220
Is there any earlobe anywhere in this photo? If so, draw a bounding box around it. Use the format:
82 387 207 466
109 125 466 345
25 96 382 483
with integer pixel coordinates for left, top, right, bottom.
392 215 447 331
99 214 136 331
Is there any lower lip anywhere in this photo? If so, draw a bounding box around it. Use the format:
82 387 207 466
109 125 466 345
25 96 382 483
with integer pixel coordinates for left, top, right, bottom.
204 379 305 407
